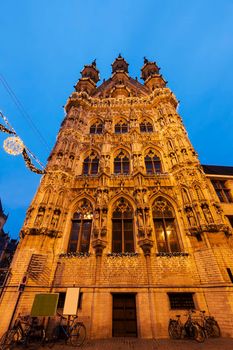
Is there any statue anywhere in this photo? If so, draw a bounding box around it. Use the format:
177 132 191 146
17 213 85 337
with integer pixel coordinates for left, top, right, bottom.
51 209 61 228
34 207 45 227
185 207 196 227
202 204 214 223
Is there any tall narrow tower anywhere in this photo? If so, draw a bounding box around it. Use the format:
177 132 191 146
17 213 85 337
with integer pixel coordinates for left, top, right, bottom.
0 57 233 339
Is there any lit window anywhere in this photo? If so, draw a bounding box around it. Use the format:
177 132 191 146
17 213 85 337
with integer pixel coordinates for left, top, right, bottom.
145 150 161 174
114 150 130 174
140 120 153 132
211 180 232 203
90 121 103 134
68 200 93 253
153 198 180 253
115 120 128 134
112 198 134 253
83 151 99 175
168 293 195 310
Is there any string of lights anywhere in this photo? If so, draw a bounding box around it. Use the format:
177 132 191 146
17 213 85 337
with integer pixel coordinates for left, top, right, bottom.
0 111 46 174
0 73 50 152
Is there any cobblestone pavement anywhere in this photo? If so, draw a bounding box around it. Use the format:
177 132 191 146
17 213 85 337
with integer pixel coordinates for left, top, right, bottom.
45 337 233 350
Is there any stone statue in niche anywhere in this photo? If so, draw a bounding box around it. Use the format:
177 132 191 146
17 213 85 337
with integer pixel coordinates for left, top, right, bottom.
137 209 144 237
202 204 214 223
102 190 109 207
105 119 112 131
96 189 103 207
51 209 61 228
142 189 149 206
24 207 34 226
170 152 177 166
101 208 108 236
100 155 110 172
93 210 101 237
144 208 152 235
130 117 137 128
158 117 165 127
132 154 143 172
68 154 74 168
34 207 45 227
185 207 197 227
134 189 143 207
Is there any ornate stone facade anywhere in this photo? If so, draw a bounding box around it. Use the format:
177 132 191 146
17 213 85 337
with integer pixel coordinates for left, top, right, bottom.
0 57 233 338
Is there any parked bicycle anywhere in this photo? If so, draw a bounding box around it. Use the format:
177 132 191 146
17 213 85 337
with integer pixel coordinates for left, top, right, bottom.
49 311 86 347
199 310 220 338
168 309 205 343
0 314 45 349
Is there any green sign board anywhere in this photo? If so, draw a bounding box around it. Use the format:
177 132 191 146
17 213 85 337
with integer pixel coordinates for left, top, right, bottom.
31 293 59 317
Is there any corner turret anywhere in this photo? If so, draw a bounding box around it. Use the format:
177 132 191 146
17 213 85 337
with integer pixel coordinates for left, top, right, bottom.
141 57 166 90
75 60 100 95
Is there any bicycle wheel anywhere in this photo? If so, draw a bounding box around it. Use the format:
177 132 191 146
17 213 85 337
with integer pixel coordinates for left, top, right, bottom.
0 330 19 350
193 324 205 343
27 327 46 347
70 323 86 347
48 326 59 348
208 322 221 338
168 320 182 339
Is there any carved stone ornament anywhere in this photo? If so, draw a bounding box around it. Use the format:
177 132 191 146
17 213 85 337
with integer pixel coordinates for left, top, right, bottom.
92 238 107 256
138 238 153 256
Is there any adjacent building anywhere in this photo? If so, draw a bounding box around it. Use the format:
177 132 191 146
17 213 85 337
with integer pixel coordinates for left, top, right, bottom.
0 57 233 338
0 200 17 292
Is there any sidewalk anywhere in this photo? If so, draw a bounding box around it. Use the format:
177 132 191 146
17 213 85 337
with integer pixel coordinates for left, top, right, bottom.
54 337 233 350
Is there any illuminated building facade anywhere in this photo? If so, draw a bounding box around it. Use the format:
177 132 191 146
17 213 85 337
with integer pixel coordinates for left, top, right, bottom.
0 57 233 338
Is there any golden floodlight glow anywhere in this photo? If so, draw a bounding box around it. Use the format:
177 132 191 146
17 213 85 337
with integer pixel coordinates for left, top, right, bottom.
3 136 24 156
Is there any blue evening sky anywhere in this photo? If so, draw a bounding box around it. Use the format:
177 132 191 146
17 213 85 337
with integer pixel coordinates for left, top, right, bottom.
0 0 233 238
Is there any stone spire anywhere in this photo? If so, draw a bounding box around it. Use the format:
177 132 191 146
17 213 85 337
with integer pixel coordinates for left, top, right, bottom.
141 57 166 90
75 60 100 95
111 54 129 74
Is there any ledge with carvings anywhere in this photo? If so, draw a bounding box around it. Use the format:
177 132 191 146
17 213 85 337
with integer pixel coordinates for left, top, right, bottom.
188 223 232 236
59 252 91 258
20 227 62 238
156 252 189 257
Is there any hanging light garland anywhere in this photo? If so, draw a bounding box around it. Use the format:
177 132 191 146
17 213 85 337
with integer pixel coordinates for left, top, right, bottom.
0 111 46 174
3 136 24 155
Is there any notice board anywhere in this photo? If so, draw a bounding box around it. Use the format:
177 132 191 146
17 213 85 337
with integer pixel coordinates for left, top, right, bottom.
63 288 80 315
31 293 59 317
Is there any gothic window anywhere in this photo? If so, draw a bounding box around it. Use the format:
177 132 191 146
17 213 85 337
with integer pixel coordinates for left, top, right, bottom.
115 120 128 134
114 150 130 174
144 150 161 174
112 198 134 253
153 198 180 253
90 121 103 134
68 200 93 253
140 120 153 132
211 180 232 203
83 151 99 175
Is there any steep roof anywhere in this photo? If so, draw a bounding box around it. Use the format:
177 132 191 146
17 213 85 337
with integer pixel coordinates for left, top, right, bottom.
202 164 233 176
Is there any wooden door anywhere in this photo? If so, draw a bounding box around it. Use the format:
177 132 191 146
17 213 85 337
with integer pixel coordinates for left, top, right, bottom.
112 294 137 337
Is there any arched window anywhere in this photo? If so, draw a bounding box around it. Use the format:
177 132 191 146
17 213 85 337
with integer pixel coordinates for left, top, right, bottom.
153 197 180 253
90 121 103 134
68 199 93 253
112 198 134 253
140 120 153 132
114 150 130 174
115 120 128 134
83 151 99 175
144 150 161 174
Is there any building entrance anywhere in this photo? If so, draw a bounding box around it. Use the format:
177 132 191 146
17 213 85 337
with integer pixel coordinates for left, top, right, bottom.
112 293 137 337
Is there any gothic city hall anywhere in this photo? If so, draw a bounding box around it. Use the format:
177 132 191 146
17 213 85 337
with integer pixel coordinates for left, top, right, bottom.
1 56 233 339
